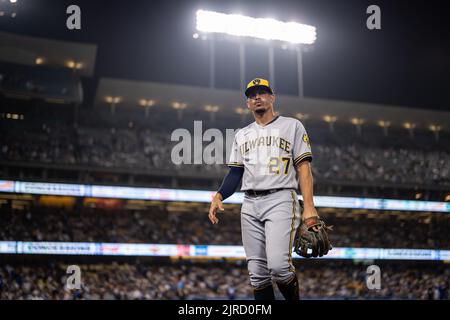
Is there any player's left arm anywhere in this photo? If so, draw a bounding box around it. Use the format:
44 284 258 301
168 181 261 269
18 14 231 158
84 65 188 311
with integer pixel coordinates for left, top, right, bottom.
292 120 318 220
296 161 319 220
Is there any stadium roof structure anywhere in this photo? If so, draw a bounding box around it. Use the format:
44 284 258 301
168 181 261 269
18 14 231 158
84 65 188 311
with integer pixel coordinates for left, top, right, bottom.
0 31 97 77
95 77 450 127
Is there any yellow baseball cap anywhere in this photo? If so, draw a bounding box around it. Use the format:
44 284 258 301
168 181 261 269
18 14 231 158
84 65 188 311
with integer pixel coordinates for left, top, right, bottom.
245 78 274 97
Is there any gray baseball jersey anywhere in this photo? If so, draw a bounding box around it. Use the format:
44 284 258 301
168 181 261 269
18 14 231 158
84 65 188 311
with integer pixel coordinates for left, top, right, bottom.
227 115 313 288
228 116 313 190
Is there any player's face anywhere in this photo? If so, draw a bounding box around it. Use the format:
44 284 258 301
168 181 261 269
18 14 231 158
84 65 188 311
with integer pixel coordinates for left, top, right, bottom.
246 88 275 115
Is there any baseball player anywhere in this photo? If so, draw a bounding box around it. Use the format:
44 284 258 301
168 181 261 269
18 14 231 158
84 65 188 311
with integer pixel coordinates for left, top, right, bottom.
208 78 331 300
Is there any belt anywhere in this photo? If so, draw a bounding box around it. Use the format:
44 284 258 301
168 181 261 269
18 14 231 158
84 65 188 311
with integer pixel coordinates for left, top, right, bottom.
244 188 286 197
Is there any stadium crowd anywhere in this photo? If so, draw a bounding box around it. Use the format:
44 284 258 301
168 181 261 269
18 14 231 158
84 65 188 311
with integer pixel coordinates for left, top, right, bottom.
0 123 449 187
0 261 448 300
1 207 449 249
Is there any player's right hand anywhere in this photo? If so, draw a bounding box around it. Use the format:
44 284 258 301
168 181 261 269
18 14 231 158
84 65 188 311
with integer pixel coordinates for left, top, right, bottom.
208 193 224 224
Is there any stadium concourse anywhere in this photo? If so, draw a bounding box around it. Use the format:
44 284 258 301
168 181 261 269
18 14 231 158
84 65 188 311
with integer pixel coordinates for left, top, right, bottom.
0 31 449 300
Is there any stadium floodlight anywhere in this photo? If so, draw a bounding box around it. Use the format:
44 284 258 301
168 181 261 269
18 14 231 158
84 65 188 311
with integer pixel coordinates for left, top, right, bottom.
350 117 365 125
196 9 316 44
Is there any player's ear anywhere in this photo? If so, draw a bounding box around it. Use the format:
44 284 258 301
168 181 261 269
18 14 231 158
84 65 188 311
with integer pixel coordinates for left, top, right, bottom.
270 93 275 104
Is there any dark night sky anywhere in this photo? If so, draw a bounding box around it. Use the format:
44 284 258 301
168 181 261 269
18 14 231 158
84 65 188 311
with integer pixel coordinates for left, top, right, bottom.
0 0 449 111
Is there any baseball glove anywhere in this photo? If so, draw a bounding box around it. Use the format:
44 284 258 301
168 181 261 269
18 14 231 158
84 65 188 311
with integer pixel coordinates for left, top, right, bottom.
293 216 333 258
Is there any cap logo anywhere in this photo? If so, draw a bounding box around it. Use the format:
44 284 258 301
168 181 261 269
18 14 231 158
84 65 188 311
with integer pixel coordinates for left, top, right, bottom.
252 79 261 85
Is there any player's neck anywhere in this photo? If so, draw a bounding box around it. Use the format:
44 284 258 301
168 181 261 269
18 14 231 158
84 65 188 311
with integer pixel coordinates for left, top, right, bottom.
254 111 277 127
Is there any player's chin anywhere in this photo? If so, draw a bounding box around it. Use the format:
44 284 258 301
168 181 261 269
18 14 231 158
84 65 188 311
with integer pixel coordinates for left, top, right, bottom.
254 106 267 114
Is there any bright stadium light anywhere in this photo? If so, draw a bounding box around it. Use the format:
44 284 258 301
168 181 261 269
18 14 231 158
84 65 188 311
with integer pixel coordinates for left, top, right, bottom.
196 9 317 44
35 57 45 65
428 124 442 141
323 115 337 133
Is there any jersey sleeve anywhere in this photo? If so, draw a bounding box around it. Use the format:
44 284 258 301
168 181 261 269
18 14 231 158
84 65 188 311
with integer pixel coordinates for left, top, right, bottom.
292 120 313 166
228 132 244 168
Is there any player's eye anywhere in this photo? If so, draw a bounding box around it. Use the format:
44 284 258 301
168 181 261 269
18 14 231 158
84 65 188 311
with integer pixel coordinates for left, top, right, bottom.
248 89 267 99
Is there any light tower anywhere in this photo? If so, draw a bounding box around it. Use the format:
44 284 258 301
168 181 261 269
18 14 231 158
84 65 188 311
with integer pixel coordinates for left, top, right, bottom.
195 9 316 97
105 96 122 115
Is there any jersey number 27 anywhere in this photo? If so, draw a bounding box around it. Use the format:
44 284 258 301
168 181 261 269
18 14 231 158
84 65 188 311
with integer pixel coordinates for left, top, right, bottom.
268 156 291 175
